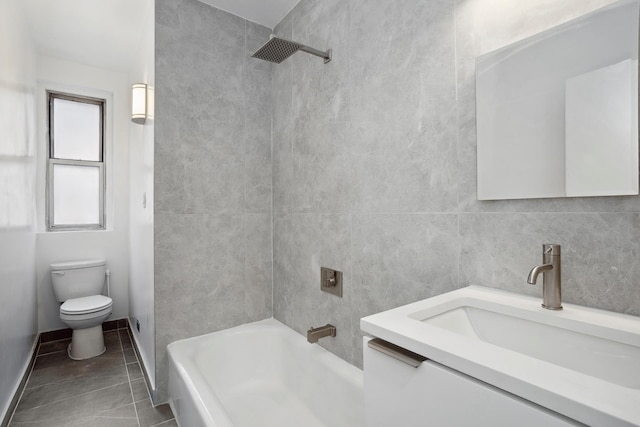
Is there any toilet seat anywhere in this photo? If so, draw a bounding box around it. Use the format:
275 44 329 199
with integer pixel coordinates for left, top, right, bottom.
61 295 112 315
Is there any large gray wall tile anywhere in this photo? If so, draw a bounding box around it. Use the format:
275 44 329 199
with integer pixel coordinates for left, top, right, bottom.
244 213 274 318
349 0 454 80
244 120 273 213
291 0 350 124
154 0 273 401
350 214 460 367
292 121 353 213
273 213 353 362
156 0 245 49
459 213 640 315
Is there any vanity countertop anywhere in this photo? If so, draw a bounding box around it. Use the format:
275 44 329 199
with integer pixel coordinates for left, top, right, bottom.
361 285 640 427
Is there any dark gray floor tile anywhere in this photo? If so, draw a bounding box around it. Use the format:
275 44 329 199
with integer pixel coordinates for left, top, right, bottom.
119 330 133 349
97 403 137 418
17 367 128 411
21 404 139 427
10 399 143 427
123 347 137 364
37 339 71 356
28 352 125 389
32 350 72 370
64 416 139 427
104 330 122 347
135 399 174 427
91 417 140 427
151 419 178 427
33 333 122 368
12 382 133 425
9 419 69 427
101 332 125 359
130 378 149 402
36 331 120 357
126 362 143 381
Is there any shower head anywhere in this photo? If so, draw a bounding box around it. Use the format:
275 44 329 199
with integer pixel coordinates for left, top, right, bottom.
251 35 332 64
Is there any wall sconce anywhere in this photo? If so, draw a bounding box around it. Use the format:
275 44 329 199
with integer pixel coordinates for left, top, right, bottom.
131 83 147 124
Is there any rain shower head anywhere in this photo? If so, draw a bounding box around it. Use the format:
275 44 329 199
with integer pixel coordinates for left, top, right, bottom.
251 35 332 64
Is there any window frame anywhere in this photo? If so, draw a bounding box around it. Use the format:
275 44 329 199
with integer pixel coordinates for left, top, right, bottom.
46 91 106 231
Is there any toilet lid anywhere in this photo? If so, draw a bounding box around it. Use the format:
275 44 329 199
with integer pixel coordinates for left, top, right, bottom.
60 295 112 315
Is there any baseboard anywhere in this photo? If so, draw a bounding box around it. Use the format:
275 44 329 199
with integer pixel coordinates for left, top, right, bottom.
127 321 157 404
1 334 40 427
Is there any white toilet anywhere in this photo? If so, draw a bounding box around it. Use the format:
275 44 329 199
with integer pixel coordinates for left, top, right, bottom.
50 259 113 360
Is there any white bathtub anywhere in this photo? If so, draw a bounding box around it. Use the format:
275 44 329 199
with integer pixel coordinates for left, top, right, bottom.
167 318 364 427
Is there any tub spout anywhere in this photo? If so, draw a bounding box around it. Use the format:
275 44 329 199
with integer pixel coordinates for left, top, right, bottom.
307 324 336 343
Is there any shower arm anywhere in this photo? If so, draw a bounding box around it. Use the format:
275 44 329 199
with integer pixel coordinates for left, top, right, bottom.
299 45 332 63
274 35 332 63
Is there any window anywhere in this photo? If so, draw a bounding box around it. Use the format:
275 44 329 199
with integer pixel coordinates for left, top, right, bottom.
47 91 105 230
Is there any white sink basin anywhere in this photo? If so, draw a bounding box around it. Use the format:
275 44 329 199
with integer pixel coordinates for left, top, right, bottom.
422 305 640 389
361 286 640 426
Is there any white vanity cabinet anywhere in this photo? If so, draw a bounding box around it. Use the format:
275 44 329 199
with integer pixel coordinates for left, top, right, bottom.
363 337 582 427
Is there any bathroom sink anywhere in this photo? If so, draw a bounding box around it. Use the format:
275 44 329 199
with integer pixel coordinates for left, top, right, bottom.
361 286 640 426
421 305 640 389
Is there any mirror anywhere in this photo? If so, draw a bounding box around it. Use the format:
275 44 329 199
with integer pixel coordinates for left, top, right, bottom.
476 0 639 200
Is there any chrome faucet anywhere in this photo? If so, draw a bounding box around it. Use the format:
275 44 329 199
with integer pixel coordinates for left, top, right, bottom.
527 244 562 310
307 324 336 343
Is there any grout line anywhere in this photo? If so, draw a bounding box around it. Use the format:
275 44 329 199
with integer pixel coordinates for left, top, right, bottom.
119 329 141 427
34 349 66 357
457 214 461 288
37 336 70 345
94 418 139 421
123 333 151 404
452 0 461 212
125 329 142 368
125 326 154 404
149 418 177 427
35 336 72 357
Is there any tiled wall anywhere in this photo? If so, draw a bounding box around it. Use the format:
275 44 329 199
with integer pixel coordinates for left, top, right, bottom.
154 0 273 400
271 0 640 368
154 0 640 393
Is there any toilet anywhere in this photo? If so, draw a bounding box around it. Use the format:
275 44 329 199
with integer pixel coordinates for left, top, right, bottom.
50 259 113 360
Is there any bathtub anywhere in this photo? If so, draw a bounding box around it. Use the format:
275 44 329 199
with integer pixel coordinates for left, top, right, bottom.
167 318 364 427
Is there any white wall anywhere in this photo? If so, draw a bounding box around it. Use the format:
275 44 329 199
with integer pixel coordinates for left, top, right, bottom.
128 0 155 389
35 57 130 332
0 0 38 420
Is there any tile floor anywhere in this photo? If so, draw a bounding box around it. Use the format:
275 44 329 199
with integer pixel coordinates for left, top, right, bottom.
8 327 175 427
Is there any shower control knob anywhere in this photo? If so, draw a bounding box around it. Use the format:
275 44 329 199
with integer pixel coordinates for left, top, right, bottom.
320 267 343 297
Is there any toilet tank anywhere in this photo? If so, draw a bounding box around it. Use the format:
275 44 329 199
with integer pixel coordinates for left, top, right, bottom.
51 259 107 302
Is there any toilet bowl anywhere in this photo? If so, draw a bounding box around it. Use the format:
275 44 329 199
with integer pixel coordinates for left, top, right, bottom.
60 295 112 359
50 259 113 360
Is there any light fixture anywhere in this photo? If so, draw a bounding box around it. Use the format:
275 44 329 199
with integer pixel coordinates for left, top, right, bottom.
131 83 147 124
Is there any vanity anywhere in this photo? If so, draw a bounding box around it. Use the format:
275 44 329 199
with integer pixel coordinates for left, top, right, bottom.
360 286 640 426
